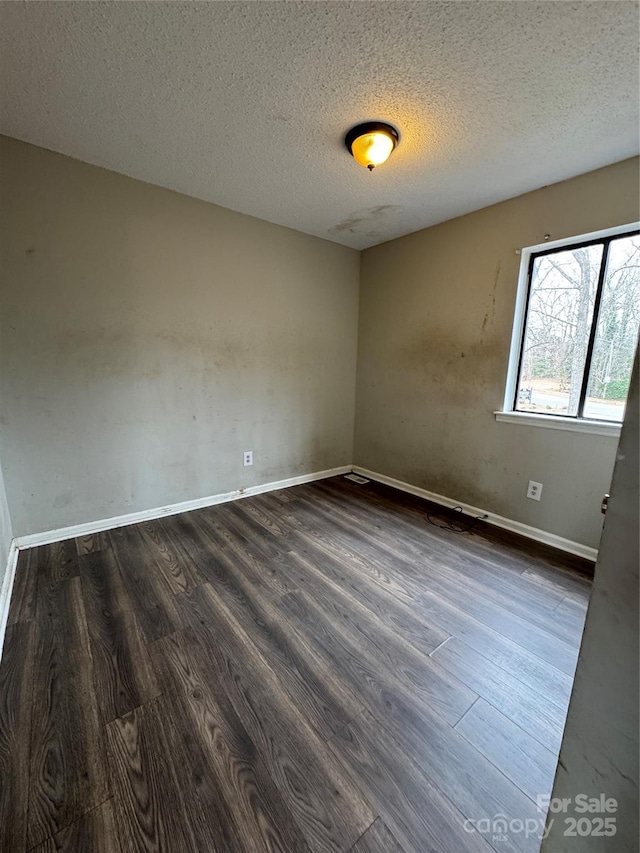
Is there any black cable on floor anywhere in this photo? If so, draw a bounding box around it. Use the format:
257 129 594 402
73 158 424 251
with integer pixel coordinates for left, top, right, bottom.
426 505 488 534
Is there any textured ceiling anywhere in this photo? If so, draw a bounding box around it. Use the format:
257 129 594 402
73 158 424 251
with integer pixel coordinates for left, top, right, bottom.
1 1 638 250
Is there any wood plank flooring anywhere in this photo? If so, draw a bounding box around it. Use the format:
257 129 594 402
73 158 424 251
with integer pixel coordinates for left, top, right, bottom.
0 476 592 853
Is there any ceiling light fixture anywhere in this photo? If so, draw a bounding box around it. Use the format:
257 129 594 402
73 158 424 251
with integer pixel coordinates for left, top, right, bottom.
345 121 399 171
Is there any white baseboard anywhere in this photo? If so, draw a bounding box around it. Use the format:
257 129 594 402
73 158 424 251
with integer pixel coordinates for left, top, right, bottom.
0 540 19 662
13 461 598 559
14 465 351 550
352 466 598 562
0 465 347 659
0 461 596 661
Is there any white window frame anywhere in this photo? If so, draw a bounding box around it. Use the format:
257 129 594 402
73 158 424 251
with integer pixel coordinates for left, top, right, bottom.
495 222 640 438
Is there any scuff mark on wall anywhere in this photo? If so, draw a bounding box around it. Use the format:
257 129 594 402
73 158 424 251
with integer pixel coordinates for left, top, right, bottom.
481 262 501 333
396 328 504 404
492 261 501 318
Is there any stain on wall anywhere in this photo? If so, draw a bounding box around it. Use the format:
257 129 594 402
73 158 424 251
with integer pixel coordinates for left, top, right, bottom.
0 137 360 536
355 157 639 549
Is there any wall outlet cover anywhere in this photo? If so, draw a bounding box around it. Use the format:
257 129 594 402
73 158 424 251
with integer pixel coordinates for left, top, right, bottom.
243 451 253 467
527 480 543 501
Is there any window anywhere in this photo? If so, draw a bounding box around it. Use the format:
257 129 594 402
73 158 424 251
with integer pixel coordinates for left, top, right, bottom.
499 224 640 434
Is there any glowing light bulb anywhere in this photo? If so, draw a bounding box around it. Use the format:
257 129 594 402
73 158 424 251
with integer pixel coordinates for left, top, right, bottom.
351 132 394 170
345 122 399 171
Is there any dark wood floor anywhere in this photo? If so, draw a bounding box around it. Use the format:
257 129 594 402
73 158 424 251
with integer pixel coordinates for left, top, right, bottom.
0 476 592 853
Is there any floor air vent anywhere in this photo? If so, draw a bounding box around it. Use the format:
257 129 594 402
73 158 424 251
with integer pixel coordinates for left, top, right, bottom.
344 473 370 484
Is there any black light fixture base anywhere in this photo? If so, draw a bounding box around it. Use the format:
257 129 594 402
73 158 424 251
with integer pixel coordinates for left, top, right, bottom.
344 121 400 157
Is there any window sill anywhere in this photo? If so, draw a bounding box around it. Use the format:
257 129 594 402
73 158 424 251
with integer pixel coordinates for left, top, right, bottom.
494 410 622 437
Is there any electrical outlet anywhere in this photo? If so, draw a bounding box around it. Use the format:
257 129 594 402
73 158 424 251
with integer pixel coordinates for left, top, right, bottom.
527 480 543 501
243 450 253 467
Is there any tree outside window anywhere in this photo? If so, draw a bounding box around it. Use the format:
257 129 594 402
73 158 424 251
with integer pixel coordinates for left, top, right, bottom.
516 231 640 422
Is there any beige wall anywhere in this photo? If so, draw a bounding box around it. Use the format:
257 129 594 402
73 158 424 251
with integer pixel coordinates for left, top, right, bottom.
1 136 636 550
355 157 639 549
0 137 359 536
542 351 638 852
